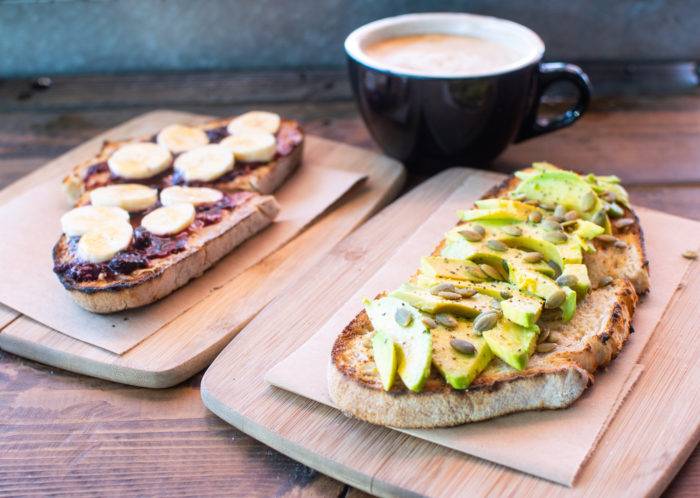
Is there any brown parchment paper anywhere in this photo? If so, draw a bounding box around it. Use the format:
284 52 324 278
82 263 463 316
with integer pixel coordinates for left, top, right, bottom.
266 177 700 486
0 165 366 354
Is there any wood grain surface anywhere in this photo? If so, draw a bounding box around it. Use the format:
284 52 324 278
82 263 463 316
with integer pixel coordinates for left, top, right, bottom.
0 70 698 496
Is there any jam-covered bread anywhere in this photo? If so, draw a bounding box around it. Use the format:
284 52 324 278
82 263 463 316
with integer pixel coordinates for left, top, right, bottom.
62 111 304 203
54 186 279 313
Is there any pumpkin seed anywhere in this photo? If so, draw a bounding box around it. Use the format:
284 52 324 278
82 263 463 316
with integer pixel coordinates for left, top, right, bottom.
456 287 477 298
548 260 562 276
556 274 579 288
682 250 698 260
450 338 476 355
437 291 463 300
487 239 508 252
528 210 543 223
599 275 614 287
467 265 488 280
544 231 568 244
422 316 438 329
537 342 557 353
480 263 502 280
523 251 543 263
595 234 618 244
491 299 502 310
461 229 483 242
472 224 486 236
394 307 413 327
606 202 624 219
545 289 567 309
541 219 562 232
430 282 456 295
473 311 499 333
497 261 510 280
539 202 555 211
592 209 607 227
436 313 458 329
537 329 551 344
581 191 596 212
614 217 635 229
554 205 567 219
502 225 522 237
564 210 579 221
602 191 617 203
500 290 512 299
614 240 628 249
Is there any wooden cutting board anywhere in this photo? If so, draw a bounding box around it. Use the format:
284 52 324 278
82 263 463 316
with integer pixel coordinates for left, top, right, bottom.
201 167 700 496
0 110 405 388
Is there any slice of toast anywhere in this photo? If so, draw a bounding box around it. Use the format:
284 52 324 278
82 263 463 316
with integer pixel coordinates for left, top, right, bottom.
53 193 279 313
328 170 648 428
62 117 304 204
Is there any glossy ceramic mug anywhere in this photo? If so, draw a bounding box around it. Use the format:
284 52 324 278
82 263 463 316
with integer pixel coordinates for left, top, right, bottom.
345 13 592 172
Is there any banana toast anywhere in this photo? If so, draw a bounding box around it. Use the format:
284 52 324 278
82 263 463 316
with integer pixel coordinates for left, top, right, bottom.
328 164 648 428
54 190 279 313
62 111 304 204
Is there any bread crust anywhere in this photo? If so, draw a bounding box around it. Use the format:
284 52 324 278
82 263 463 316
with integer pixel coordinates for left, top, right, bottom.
62 117 304 204
328 171 646 428
55 195 279 313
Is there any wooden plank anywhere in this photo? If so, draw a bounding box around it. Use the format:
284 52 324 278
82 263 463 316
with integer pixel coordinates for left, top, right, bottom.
0 111 405 388
201 167 700 496
0 358 346 497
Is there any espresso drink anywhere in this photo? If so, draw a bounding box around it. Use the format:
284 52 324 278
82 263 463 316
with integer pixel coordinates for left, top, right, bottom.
364 33 522 76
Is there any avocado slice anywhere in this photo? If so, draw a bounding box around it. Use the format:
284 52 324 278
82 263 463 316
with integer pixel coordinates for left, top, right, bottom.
561 263 591 297
371 330 397 390
364 297 432 392
459 199 538 222
420 256 486 282
431 319 494 389
482 319 539 371
390 283 492 317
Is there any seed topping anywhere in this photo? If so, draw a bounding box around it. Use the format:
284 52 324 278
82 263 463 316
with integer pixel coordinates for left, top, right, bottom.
450 338 476 355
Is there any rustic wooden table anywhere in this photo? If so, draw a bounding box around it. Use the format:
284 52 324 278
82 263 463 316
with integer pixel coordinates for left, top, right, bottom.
1 69 698 496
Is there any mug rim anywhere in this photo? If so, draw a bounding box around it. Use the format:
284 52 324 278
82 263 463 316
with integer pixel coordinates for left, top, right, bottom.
344 12 545 80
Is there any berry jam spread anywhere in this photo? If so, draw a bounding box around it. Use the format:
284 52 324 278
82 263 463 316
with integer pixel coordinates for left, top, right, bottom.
81 120 302 189
53 192 254 284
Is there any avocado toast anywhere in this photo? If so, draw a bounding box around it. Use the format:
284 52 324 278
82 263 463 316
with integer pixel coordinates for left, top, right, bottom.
328 163 648 428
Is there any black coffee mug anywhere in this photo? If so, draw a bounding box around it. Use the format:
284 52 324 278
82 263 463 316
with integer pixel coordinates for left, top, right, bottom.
345 13 592 173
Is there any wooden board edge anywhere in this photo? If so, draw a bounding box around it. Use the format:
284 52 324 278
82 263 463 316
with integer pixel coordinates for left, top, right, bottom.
200 384 381 495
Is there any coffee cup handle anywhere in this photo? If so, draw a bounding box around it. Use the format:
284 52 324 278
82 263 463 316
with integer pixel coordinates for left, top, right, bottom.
515 62 591 142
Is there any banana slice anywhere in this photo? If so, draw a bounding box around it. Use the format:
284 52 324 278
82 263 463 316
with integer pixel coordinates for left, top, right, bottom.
227 111 281 135
160 186 223 207
61 205 130 237
174 144 235 183
220 131 276 162
77 221 133 264
90 184 158 212
156 124 209 154
141 203 195 236
108 142 172 179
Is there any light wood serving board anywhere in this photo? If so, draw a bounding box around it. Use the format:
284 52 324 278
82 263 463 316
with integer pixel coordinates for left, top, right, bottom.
201 167 700 497
0 110 405 388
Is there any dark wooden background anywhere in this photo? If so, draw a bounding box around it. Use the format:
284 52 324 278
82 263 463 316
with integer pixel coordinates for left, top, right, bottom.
0 67 698 496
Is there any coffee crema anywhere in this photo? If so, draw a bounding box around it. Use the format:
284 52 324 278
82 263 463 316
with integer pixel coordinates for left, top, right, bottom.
363 33 523 76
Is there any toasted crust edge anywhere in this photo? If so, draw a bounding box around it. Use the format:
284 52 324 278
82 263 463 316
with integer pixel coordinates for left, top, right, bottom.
64 196 279 313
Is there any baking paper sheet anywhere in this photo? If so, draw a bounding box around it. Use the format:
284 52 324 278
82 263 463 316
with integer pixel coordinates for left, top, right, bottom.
0 164 366 354
266 179 700 486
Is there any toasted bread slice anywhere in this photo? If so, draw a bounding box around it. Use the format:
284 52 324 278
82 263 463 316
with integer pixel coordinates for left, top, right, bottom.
62 117 303 204
53 194 279 313
328 171 648 428
329 279 636 428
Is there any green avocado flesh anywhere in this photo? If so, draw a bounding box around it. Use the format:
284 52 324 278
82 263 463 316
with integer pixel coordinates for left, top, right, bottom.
362 163 628 392
431 320 494 389
364 297 432 392
371 330 397 390
482 320 539 371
